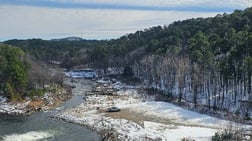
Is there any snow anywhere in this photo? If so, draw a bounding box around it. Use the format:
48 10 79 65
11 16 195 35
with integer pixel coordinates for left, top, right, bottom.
127 102 242 129
56 79 252 140
0 101 30 115
144 121 216 141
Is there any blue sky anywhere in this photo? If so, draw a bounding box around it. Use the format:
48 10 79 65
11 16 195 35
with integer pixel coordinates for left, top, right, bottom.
0 0 251 41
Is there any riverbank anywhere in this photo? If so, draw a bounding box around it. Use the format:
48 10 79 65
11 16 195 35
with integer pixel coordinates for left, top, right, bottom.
0 84 72 115
55 77 252 141
0 78 102 141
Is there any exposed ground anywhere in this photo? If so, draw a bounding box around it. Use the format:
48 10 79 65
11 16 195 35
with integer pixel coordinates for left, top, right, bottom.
104 108 172 126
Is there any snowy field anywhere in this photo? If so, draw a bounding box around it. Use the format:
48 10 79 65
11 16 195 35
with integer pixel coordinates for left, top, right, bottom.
56 79 252 141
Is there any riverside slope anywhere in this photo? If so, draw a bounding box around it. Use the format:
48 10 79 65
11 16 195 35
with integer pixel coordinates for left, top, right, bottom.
0 86 71 115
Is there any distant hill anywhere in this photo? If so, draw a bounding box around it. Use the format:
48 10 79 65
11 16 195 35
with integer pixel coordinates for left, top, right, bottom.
52 36 84 41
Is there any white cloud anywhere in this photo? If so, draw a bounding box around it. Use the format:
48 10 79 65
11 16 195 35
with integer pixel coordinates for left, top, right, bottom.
40 0 252 9
0 5 220 41
0 0 251 41
2 0 252 41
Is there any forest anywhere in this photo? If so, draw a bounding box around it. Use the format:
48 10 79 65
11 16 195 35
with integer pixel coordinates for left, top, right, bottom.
0 44 63 100
5 7 252 117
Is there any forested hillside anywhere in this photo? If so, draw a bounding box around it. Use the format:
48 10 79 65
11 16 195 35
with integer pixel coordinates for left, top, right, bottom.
5 7 252 117
0 45 30 100
0 44 63 100
4 39 105 69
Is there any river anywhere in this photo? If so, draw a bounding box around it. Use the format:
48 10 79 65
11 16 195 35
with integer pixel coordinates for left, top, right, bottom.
0 79 102 141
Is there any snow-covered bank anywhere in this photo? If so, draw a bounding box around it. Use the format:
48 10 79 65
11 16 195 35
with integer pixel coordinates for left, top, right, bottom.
0 101 30 115
144 121 216 141
56 79 252 141
0 85 71 115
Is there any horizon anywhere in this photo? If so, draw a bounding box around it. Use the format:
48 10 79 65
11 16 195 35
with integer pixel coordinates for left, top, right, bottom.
0 0 252 42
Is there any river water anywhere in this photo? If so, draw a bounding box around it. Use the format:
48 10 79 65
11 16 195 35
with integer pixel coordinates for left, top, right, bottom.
0 79 102 141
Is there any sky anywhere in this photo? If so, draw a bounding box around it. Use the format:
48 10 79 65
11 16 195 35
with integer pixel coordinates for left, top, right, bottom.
0 0 252 41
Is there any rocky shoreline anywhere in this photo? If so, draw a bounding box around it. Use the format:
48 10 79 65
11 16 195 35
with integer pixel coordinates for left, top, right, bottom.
0 85 72 116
